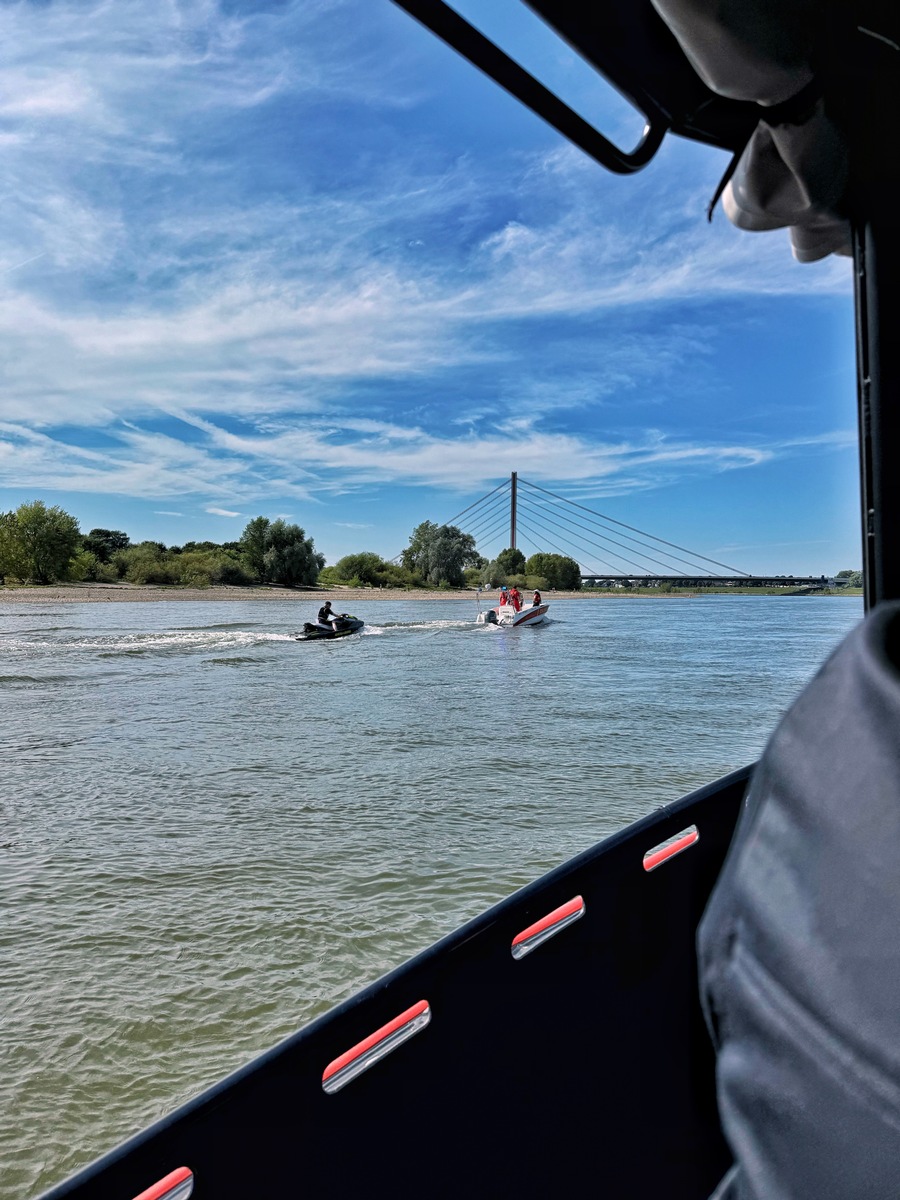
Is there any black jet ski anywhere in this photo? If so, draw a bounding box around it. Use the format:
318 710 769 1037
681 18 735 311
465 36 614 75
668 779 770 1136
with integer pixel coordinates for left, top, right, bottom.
293 614 363 641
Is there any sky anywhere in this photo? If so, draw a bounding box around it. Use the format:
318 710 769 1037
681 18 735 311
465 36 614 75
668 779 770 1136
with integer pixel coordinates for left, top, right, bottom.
0 0 860 574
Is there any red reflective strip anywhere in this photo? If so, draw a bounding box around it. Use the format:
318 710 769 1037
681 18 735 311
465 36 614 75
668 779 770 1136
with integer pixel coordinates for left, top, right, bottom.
643 828 699 872
131 1167 192 1200
322 1000 430 1083
512 896 584 948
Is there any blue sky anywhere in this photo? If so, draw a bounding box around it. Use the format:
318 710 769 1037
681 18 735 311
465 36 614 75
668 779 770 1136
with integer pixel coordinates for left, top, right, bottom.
0 0 859 574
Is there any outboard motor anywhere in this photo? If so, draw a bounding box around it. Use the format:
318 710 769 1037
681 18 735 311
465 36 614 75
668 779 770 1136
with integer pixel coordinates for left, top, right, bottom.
485 610 498 624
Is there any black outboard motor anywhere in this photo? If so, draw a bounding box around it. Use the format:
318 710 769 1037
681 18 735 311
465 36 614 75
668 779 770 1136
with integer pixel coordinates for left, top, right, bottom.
484 610 498 624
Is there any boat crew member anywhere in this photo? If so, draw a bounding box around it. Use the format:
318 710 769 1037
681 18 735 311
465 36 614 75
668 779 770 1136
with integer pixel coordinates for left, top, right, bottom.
508 586 522 612
499 585 509 606
532 589 541 606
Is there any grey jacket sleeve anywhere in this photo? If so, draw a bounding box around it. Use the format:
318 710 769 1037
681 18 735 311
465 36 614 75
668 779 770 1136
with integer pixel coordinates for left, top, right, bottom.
698 602 900 1199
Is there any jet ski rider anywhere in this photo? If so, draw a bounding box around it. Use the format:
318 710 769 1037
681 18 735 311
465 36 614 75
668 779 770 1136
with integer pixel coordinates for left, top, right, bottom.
317 600 339 630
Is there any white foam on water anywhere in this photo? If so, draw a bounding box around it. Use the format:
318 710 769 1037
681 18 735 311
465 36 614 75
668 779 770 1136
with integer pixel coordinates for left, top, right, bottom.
7 629 297 653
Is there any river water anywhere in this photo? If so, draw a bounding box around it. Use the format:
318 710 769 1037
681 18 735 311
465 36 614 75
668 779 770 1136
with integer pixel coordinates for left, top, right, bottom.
1 595 862 1195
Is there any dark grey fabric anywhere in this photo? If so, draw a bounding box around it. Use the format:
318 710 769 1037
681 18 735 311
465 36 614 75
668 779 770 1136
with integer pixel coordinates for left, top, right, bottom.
699 603 900 1199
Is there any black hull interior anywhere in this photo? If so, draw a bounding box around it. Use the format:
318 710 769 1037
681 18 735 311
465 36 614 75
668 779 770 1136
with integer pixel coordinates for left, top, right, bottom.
41 768 749 1199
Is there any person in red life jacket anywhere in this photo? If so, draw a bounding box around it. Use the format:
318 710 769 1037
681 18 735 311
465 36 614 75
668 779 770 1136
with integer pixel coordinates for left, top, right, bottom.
532 589 542 607
499 585 509 607
508 586 522 612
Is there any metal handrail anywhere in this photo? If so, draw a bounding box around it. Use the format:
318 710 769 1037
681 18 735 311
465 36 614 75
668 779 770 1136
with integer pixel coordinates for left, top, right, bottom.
391 0 668 173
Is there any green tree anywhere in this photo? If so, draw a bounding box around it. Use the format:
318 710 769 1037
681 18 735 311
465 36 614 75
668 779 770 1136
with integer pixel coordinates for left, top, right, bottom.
239 516 271 581
496 547 525 575
317 565 341 588
83 528 130 562
114 542 177 585
0 511 25 581
480 560 506 587
334 552 386 585
836 568 863 587
262 519 324 587
402 521 479 587
67 548 100 581
378 562 421 588
524 552 582 590
6 501 82 584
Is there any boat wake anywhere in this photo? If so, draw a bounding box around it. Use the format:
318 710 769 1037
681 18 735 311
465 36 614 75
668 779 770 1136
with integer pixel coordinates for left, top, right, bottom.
364 619 477 634
5 629 297 656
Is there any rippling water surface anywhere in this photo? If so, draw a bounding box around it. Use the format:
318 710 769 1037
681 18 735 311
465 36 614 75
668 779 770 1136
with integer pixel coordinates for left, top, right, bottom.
1 595 862 1194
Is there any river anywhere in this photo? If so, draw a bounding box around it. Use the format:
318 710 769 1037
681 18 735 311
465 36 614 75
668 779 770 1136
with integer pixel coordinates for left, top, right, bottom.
0 595 862 1195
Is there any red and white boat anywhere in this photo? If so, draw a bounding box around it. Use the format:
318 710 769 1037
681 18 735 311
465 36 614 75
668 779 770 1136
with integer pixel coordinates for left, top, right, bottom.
477 601 549 627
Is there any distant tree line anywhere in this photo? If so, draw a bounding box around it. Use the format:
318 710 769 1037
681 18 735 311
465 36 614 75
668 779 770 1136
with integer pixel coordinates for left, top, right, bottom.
0 502 323 588
324 532 581 591
0 502 583 591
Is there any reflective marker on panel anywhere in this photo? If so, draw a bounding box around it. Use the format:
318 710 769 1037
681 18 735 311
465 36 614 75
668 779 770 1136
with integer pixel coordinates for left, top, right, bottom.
511 895 586 960
322 1000 431 1094
131 1167 194 1200
642 825 700 872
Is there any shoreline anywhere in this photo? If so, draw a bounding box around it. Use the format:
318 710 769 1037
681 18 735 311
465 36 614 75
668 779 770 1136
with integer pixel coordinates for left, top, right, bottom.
0 583 593 604
0 583 860 604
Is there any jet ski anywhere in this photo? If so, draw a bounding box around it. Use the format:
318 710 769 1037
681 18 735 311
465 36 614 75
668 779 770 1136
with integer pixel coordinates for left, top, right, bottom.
293 614 363 640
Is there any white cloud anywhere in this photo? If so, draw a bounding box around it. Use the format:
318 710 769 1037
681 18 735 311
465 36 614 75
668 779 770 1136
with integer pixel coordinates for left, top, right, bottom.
0 0 854 519
0 71 93 117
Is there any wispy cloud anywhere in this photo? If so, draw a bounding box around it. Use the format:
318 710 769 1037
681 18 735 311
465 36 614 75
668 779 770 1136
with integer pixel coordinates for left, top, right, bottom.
0 411 783 501
0 0 856 571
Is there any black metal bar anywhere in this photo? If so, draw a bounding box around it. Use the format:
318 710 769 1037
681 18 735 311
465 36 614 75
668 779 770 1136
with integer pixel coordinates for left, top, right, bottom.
390 0 668 173
854 206 900 609
854 224 875 610
847 20 900 609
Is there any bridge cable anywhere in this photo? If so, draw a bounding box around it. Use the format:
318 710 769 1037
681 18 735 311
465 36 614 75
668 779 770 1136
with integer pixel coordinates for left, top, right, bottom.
472 516 510 549
519 485 720 574
519 482 725 575
387 480 512 563
516 514 610 575
463 494 512 539
519 477 751 576
517 493 715 576
444 478 511 526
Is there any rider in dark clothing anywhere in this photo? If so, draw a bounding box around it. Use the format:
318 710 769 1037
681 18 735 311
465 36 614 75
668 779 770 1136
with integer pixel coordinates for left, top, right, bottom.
317 601 337 627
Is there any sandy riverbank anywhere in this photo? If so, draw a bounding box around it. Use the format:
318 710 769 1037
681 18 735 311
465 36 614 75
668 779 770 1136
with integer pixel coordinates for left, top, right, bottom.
0 583 600 604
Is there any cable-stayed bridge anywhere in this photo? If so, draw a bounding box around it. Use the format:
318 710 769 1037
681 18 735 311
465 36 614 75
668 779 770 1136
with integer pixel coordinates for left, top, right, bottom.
442 474 828 588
